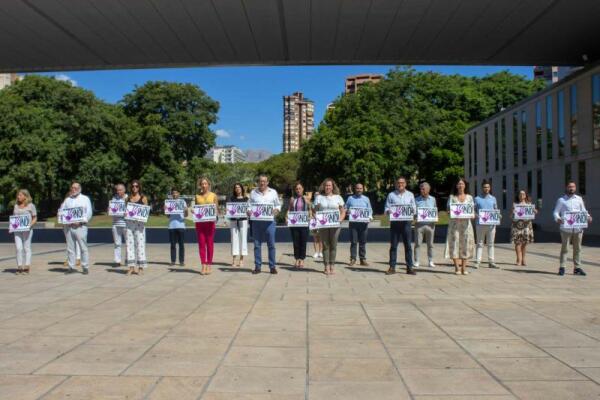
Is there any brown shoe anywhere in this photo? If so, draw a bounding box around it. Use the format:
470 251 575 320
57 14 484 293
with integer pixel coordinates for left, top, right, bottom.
385 267 396 275
360 259 369 266
349 259 356 266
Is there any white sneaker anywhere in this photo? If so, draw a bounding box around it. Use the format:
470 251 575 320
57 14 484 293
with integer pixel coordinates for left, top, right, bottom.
413 262 420 267
318 252 324 259
313 252 319 259
428 261 436 268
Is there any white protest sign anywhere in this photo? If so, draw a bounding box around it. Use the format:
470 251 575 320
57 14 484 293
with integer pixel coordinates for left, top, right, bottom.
287 211 309 227
563 211 588 229
192 204 217 222
315 210 340 228
225 202 249 219
449 202 475 219
249 203 275 221
9 214 31 233
164 199 186 215
124 203 151 223
108 199 126 216
478 209 501 225
348 207 371 223
60 207 87 224
513 204 535 220
416 207 439 223
389 204 414 221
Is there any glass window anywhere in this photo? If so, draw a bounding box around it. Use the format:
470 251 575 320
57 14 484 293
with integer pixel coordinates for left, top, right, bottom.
536 169 542 203
474 134 478 176
570 85 578 155
502 175 507 210
468 134 472 177
485 127 490 174
473 180 477 197
527 170 533 195
593 75 600 150
521 110 527 165
501 118 506 170
535 101 542 161
579 161 586 195
494 121 499 171
512 112 519 168
557 90 565 157
546 95 553 160
513 173 519 202
565 163 572 185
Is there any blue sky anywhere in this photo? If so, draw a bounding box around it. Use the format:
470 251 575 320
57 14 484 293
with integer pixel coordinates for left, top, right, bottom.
41 65 533 154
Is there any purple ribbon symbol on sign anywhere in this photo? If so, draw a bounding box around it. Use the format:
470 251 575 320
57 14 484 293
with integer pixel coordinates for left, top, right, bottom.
228 208 236 215
289 216 297 224
420 212 427 220
392 210 401 218
65 215 73 221
517 209 525 217
351 211 359 219
453 208 462 216
195 209 206 219
481 213 489 222
318 217 327 225
253 210 262 218
127 210 135 217
110 207 118 213
11 223 19 229
167 204 175 212
566 215 575 225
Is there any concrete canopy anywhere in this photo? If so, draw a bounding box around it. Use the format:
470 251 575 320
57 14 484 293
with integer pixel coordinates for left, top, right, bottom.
1 0 599 73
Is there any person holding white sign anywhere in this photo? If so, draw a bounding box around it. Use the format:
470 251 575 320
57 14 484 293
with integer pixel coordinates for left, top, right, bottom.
125 180 148 275
553 181 592 276
474 180 499 269
195 177 219 275
109 183 127 267
248 174 281 274
345 183 372 266
287 182 312 269
12 189 37 274
445 178 475 275
63 182 93 275
167 188 187 267
510 190 536 266
385 177 416 275
59 192 81 268
414 182 437 268
228 183 249 267
314 178 346 275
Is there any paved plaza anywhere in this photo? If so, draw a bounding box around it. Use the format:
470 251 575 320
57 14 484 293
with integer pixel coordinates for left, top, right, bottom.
1 241 600 399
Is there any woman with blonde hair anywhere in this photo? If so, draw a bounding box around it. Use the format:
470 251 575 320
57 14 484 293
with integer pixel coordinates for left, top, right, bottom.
12 189 37 274
195 176 219 275
313 178 346 275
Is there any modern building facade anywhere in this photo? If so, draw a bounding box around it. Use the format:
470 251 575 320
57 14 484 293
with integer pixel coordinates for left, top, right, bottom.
345 74 383 94
465 63 600 235
0 73 19 90
205 146 246 164
533 66 580 85
283 92 314 153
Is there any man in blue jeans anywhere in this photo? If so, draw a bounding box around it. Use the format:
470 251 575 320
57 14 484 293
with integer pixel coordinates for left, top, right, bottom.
248 174 281 274
345 183 373 266
385 177 416 275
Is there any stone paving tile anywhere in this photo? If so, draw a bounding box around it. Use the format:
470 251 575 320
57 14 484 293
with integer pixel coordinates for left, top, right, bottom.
1 242 600 399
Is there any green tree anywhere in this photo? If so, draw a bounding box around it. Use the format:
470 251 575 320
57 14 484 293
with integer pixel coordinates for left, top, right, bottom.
255 152 300 195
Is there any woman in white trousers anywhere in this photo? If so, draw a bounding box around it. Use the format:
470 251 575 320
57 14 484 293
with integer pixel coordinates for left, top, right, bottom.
126 180 148 275
229 183 248 267
12 189 37 274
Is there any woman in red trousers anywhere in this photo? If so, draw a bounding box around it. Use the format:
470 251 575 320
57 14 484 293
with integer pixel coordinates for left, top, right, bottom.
195 177 219 275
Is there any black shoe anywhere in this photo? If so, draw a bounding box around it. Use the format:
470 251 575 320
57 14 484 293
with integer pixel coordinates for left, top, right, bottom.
82 269 89 275
407 267 417 275
252 269 261 274
574 267 587 276
385 267 396 275
558 267 565 276
64 268 76 275
270 268 278 274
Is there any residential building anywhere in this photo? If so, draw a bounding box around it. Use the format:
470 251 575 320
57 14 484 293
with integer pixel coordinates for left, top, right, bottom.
345 74 382 94
465 63 600 235
0 73 19 90
283 92 314 153
533 66 581 85
206 146 246 164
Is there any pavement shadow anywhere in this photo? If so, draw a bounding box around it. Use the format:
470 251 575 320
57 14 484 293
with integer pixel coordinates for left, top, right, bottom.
279 265 323 274
105 268 129 274
2 268 20 274
345 266 386 274
218 267 252 274
95 262 119 267
503 268 558 275
48 267 71 273
48 261 67 265
414 268 458 275
169 267 203 274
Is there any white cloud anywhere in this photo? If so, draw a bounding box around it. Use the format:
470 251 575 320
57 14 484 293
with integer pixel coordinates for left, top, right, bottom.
215 129 231 138
54 74 77 86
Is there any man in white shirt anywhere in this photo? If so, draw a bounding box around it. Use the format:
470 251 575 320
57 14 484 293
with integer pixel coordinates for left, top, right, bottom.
385 177 417 275
63 182 93 274
553 181 592 276
248 175 281 274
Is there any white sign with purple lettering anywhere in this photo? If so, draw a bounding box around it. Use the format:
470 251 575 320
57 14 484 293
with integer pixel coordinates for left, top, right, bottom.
315 210 340 228
164 199 186 215
287 211 309 227
388 204 414 221
192 204 217 222
225 202 249 219
449 202 475 219
108 200 126 216
59 207 87 224
562 211 588 229
249 203 275 221
9 214 31 233
348 207 371 223
124 203 151 223
416 207 439 223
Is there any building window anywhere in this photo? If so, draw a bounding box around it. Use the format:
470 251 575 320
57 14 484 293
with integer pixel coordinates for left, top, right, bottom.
512 112 519 168
536 169 543 206
546 95 553 160
565 163 572 185
570 85 578 155
468 134 472 177
535 101 542 162
513 173 519 202
501 118 507 170
474 134 478 176
593 74 600 150
578 161 586 195
527 170 533 195
502 175 507 210
521 110 527 165
485 127 490 174
557 90 565 157
494 121 499 171
473 180 477 197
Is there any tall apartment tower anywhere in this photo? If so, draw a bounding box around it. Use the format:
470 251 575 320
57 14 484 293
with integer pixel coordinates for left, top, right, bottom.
345 74 383 94
283 92 314 153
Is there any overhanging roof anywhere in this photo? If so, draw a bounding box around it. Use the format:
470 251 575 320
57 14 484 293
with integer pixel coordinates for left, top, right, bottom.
1 0 599 73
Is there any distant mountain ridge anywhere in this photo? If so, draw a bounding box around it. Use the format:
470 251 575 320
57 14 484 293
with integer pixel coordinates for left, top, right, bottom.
245 149 273 163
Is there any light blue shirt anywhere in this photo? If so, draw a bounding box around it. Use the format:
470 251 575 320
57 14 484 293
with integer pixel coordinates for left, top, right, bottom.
345 194 372 211
474 194 498 225
384 190 416 213
415 195 436 208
